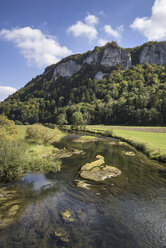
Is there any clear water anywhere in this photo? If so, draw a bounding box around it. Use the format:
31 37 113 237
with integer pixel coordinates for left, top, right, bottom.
0 134 166 248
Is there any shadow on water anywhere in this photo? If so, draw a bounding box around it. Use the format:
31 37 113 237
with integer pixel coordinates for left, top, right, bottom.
0 133 166 248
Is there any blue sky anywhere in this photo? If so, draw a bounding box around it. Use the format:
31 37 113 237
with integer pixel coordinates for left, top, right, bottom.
0 0 166 101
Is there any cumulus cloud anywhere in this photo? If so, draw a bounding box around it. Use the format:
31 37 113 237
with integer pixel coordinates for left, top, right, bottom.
98 39 109 46
0 27 72 68
67 14 98 42
130 0 166 40
85 14 99 26
0 86 17 102
104 25 124 42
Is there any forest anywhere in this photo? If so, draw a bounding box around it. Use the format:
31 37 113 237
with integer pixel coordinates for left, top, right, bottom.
0 63 166 126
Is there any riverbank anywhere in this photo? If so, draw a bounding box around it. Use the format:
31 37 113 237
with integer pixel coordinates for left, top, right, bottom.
86 125 166 163
63 125 166 163
0 125 65 183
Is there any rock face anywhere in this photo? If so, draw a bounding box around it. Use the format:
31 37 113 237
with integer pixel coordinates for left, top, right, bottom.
101 47 132 69
95 71 106 80
83 52 98 64
139 43 166 66
80 155 121 181
51 42 166 80
53 60 82 79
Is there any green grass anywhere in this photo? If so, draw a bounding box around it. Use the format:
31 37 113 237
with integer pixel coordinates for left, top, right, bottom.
16 125 31 139
112 130 166 154
86 125 166 162
0 125 64 183
80 135 96 140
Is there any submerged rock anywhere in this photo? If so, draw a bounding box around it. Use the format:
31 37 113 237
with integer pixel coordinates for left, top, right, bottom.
73 136 101 143
0 187 21 228
80 155 121 181
54 229 70 243
53 148 84 158
75 179 91 190
61 210 74 222
122 151 135 156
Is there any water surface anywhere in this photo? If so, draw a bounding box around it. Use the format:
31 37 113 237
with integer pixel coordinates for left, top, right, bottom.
0 134 166 248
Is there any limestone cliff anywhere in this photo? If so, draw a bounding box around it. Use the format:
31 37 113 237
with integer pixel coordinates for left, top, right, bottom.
138 42 166 66
101 47 131 69
51 41 166 81
53 60 82 79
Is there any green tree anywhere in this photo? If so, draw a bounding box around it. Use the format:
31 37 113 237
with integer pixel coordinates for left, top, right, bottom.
71 111 84 129
57 113 68 126
0 114 17 140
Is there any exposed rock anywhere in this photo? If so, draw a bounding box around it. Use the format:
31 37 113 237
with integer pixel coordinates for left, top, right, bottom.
94 71 106 80
53 60 82 79
80 155 121 181
83 52 98 64
139 43 166 66
101 47 132 69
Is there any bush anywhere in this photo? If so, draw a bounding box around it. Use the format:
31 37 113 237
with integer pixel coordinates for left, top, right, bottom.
15 120 23 125
0 138 27 182
26 124 63 145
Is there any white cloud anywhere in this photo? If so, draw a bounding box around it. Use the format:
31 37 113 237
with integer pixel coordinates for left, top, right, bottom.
0 86 17 102
98 39 109 46
130 0 166 40
67 14 98 42
104 25 124 42
85 14 99 26
0 27 72 68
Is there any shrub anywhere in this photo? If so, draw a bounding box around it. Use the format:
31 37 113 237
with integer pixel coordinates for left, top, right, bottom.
26 124 63 145
0 138 27 182
15 120 23 125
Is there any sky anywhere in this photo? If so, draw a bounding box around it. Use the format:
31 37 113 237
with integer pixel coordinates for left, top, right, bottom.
0 0 166 101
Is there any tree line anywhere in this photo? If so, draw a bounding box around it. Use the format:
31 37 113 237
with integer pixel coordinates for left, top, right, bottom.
0 63 166 126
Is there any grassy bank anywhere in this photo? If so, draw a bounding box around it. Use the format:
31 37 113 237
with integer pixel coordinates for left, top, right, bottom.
0 125 64 183
85 125 166 163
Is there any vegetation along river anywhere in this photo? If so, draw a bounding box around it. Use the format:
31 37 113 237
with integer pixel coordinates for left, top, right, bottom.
0 133 166 248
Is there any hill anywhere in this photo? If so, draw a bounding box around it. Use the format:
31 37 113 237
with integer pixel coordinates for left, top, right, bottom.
0 41 166 126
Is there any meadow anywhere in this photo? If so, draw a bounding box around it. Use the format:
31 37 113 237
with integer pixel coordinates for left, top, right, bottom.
86 125 166 162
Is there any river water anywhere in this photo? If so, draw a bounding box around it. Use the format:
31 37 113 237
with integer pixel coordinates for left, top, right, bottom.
0 134 166 248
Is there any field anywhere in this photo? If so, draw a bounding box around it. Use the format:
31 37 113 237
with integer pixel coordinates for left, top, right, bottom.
86 125 166 160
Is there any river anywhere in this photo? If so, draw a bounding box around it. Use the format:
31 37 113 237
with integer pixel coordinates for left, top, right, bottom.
0 133 166 248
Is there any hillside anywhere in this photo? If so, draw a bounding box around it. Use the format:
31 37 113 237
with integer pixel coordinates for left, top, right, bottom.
0 41 166 126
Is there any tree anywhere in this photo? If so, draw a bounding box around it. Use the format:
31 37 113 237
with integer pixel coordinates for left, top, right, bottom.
57 113 68 126
0 114 17 140
71 111 84 129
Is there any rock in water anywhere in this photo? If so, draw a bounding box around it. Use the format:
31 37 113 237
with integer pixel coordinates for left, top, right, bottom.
80 155 121 181
61 210 74 222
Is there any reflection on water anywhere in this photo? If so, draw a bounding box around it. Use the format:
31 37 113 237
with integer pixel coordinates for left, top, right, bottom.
0 134 166 248
19 173 57 191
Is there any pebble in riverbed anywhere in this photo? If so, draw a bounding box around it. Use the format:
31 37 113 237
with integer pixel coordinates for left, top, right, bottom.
61 210 74 222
